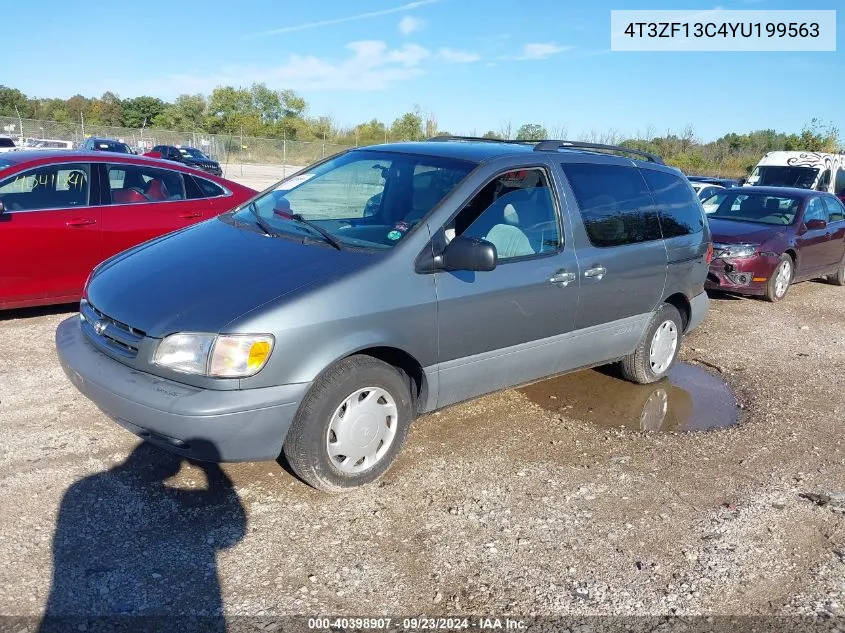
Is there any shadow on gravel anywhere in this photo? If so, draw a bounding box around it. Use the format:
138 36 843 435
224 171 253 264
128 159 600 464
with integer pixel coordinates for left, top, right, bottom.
0 303 77 321
38 441 246 633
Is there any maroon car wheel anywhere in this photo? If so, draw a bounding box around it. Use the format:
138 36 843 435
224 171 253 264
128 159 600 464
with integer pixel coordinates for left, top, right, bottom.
765 254 793 302
828 255 845 286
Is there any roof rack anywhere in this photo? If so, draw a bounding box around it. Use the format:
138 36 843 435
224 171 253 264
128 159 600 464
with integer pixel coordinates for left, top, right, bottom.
533 140 664 164
427 135 536 145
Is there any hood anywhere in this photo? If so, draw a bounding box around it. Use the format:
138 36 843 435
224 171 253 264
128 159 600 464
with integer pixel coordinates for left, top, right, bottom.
708 218 786 244
87 218 372 337
184 157 217 166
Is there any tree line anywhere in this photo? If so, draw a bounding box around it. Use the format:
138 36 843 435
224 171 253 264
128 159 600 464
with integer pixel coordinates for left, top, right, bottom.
0 84 840 177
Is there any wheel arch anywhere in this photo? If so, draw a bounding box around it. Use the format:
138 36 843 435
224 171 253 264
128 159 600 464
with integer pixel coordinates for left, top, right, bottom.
662 292 691 332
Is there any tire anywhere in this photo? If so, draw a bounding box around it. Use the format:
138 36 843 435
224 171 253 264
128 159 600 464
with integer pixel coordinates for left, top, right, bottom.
765 254 793 302
620 303 683 385
828 254 845 286
283 355 413 492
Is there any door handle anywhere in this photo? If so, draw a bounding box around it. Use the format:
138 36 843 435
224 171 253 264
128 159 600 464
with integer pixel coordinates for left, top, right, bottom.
178 212 203 219
66 218 96 227
584 266 607 280
549 271 576 286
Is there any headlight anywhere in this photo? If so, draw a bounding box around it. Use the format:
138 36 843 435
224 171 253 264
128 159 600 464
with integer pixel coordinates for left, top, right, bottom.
714 243 757 259
154 333 274 377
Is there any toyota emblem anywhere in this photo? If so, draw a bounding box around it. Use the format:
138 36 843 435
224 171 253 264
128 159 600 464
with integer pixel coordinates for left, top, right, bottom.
93 321 107 336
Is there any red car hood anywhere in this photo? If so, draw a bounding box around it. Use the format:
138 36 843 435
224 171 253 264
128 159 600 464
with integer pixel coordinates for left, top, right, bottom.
708 218 786 243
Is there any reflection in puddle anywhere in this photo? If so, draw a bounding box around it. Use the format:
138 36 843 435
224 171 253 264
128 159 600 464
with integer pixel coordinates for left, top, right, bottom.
519 363 739 432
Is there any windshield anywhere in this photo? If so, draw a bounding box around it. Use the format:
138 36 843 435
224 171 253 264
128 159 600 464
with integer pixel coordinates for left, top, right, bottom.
180 148 208 159
703 191 801 225
749 166 818 189
229 149 476 250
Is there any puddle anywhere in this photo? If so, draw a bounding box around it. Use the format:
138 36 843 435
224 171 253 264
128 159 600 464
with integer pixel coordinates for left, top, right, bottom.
519 363 739 433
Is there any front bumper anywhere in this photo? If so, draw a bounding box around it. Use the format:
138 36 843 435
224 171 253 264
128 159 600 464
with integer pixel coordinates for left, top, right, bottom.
55 317 310 462
705 254 779 296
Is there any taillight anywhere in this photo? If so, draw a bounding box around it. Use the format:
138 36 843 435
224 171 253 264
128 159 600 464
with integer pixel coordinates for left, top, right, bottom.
706 242 714 264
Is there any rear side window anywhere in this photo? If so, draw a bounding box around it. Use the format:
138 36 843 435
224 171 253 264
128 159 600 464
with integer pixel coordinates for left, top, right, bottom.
106 164 186 204
0 138 14 148
641 169 705 238
561 163 661 247
823 196 845 222
195 176 225 197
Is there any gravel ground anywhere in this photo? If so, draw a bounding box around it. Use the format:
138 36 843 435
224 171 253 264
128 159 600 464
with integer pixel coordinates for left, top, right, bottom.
0 279 843 627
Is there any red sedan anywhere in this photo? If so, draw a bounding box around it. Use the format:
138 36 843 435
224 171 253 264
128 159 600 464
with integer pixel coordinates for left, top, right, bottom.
0 150 256 310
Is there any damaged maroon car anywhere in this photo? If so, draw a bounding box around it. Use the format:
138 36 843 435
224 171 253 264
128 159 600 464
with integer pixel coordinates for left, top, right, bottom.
703 186 845 302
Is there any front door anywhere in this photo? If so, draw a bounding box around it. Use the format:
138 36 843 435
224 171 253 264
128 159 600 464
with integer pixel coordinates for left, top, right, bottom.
432 166 580 408
0 162 102 308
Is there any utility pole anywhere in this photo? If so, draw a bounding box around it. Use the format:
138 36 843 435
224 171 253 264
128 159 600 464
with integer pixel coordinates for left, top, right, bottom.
80 111 85 139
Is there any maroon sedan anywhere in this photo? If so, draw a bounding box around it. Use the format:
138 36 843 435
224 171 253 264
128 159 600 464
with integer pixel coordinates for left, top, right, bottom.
0 150 256 310
703 186 845 301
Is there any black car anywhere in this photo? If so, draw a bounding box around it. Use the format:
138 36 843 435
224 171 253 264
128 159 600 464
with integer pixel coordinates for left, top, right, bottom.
152 145 222 176
687 175 741 189
81 137 134 154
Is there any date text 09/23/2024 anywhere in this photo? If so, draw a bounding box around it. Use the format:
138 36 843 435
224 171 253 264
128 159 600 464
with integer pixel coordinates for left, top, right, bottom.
306 616 527 630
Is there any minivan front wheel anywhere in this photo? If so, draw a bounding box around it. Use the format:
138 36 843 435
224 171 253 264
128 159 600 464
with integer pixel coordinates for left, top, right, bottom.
619 303 683 385
283 355 413 492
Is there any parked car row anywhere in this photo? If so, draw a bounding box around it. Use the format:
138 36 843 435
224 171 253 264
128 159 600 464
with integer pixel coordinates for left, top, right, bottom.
2 136 841 492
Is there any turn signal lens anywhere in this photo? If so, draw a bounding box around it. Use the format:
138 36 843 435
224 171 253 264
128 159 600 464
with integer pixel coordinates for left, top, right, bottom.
706 242 714 264
209 335 275 378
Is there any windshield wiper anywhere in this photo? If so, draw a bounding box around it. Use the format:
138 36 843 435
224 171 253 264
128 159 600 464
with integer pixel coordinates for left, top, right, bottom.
247 202 277 237
287 214 343 251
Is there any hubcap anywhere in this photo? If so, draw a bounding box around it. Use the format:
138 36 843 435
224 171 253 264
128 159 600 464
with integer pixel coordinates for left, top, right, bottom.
649 320 678 374
774 260 791 297
326 387 398 474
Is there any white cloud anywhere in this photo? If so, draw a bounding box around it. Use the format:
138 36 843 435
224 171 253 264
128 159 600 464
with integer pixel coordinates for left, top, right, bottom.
399 15 425 34
437 48 481 63
252 0 440 37
105 41 433 96
507 42 571 60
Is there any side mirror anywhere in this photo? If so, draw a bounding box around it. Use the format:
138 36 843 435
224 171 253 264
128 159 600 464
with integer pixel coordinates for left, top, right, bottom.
441 235 498 272
806 218 827 230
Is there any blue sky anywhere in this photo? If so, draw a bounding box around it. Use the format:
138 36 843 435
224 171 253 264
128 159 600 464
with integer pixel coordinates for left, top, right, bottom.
4 0 843 141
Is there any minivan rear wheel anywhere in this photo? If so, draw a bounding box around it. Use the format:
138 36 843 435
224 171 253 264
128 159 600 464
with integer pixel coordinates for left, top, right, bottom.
619 303 683 385
283 355 413 492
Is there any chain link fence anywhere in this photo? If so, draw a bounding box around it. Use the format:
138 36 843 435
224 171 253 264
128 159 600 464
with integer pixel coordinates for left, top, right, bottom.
0 116 353 174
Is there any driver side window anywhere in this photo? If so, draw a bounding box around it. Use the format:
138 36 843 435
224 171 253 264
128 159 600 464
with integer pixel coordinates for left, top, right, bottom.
448 168 561 261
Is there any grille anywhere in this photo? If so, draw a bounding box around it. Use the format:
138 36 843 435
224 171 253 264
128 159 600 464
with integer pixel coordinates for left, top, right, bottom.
80 299 146 358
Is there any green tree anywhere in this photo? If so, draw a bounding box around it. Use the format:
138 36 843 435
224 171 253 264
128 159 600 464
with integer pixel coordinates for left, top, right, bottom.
154 94 207 130
390 111 424 141
122 96 166 128
482 130 502 139
354 119 388 145
93 92 124 126
0 85 34 117
516 123 547 141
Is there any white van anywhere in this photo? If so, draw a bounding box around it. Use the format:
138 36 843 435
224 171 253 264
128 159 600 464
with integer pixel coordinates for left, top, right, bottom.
746 151 845 195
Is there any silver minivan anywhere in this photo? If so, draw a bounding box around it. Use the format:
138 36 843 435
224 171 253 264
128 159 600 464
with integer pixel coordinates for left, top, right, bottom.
56 138 712 491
